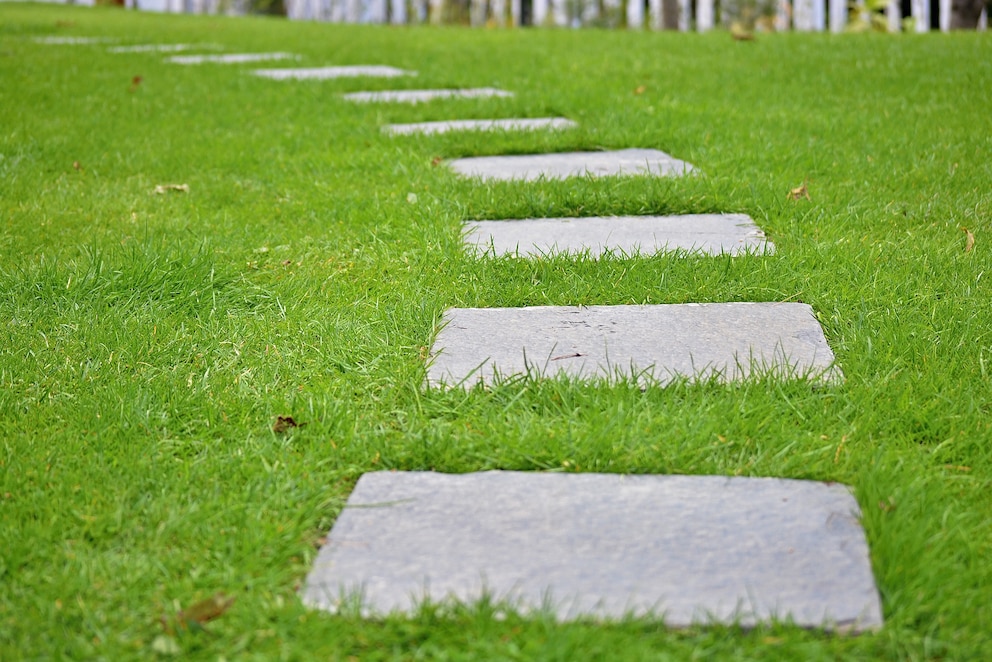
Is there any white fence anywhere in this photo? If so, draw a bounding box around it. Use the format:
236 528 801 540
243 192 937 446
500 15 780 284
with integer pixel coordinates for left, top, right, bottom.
283 0 987 30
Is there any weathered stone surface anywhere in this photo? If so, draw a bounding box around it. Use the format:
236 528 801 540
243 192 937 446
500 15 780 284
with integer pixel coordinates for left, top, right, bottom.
426 303 840 387
384 118 576 136
252 66 413 80
108 44 197 53
447 148 695 181
168 52 298 64
302 471 882 630
464 214 772 257
344 87 513 103
33 36 112 44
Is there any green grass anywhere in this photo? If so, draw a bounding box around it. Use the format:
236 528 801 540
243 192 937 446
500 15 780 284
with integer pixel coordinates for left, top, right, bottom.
1 4 991 658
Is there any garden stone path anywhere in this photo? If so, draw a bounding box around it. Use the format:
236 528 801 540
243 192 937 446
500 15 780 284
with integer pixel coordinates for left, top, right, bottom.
384 118 576 136
426 303 839 388
303 471 883 630
344 88 513 103
168 53 298 65
447 148 695 181
464 213 772 257
252 66 414 80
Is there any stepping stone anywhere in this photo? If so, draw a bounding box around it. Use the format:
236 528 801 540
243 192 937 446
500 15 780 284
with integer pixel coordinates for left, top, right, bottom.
302 471 883 630
108 44 198 53
384 118 577 136
427 303 839 388
447 148 695 181
464 214 773 257
167 53 297 65
343 88 513 103
32 36 112 45
252 66 413 80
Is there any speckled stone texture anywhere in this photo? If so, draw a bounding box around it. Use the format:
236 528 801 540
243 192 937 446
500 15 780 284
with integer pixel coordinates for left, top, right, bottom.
252 65 413 80
463 214 772 257
426 303 840 388
302 471 882 630
384 118 576 136
447 148 695 181
344 88 513 103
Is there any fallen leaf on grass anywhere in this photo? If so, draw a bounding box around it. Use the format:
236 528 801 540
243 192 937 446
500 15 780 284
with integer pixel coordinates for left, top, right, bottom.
634 85 646 95
962 227 975 253
273 415 306 433
72 161 81 171
730 21 755 40
787 182 810 201
129 75 143 92
430 156 443 167
153 184 189 195
179 592 235 628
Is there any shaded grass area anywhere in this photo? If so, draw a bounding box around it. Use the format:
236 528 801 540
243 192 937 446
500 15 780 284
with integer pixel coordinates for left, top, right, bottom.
1 3 991 658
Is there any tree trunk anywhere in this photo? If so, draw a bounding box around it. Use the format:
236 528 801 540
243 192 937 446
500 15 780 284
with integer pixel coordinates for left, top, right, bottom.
950 0 986 27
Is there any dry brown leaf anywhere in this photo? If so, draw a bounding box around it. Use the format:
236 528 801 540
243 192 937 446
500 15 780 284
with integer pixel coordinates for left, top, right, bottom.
129 75 143 92
788 182 810 201
634 85 646 95
430 156 443 167
962 227 975 253
178 593 235 627
72 161 81 171
273 415 306 434
153 184 189 195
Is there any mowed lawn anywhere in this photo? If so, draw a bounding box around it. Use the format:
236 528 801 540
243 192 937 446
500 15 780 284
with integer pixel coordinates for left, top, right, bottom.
1 3 991 658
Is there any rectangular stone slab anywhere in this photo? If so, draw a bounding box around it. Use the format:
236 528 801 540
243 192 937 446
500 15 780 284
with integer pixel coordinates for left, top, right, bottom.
252 66 413 80
427 303 840 387
447 148 694 181
302 471 882 630
33 36 113 45
108 44 197 53
464 214 772 257
384 118 577 136
344 88 513 103
168 52 297 65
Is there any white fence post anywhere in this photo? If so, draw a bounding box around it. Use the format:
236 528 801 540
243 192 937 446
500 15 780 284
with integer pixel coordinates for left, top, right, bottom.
696 0 713 30
534 0 548 23
649 0 662 28
886 0 900 30
390 0 407 22
677 0 689 30
911 0 928 30
938 0 950 30
627 0 644 26
829 0 846 31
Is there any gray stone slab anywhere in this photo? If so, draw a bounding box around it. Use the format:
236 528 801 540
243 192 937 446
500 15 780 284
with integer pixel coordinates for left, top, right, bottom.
108 44 198 53
32 36 113 45
167 52 298 65
384 118 577 136
464 214 773 257
447 148 695 182
252 66 414 80
426 303 840 388
302 471 882 630
344 87 513 103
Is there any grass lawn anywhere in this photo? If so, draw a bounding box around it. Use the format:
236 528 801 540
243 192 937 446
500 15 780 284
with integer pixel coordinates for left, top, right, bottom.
1 3 991 658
